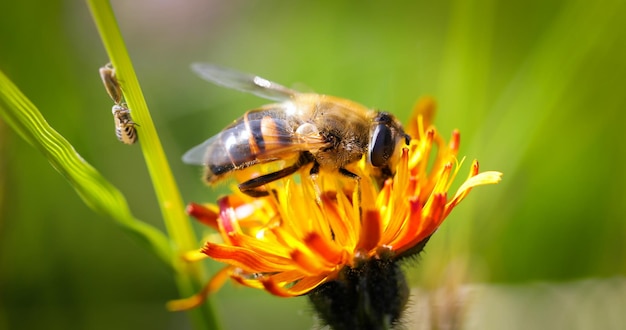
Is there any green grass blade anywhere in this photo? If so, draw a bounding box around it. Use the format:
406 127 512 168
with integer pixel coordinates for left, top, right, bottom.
87 0 199 262
0 69 173 267
86 1 220 328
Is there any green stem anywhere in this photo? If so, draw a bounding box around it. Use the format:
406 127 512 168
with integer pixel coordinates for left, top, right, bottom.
86 1 220 328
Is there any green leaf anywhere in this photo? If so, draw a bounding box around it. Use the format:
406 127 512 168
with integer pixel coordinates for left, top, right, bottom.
0 69 173 267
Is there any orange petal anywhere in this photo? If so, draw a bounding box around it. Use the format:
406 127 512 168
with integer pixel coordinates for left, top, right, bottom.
218 197 242 236
446 168 503 217
226 231 289 256
321 191 355 247
389 197 422 253
355 210 382 252
290 248 331 275
417 193 446 241
231 273 266 290
187 203 219 231
268 270 308 284
395 193 445 255
262 274 329 297
166 266 232 311
202 242 294 273
304 232 344 264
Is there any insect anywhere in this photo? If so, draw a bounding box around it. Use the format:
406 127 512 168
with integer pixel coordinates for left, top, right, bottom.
99 63 123 104
183 63 410 197
112 104 138 145
99 63 139 144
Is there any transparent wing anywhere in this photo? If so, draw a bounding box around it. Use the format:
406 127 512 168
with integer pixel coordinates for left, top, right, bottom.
182 134 218 165
182 115 328 168
191 63 298 102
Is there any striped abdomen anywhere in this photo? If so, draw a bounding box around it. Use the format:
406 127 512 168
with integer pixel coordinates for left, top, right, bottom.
204 108 300 183
112 105 138 145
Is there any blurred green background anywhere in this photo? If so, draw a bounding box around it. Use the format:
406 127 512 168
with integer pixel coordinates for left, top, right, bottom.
1 0 625 329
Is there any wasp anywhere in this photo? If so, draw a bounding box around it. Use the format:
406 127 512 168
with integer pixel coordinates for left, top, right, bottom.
183 63 410 197
99 63 138 144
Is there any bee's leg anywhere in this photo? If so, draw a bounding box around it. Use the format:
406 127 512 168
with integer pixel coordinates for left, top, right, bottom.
238 166 301 197
309 161 320 175
238 153 312 197
338 168 359 180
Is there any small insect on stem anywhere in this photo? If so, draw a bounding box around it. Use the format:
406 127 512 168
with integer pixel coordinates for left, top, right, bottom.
99 62 139 144
112 104 139 145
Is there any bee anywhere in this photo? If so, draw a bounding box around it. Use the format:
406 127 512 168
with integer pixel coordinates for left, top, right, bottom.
112 104 138 144
99 63 139 144
183 63 410 197
99 63 123 104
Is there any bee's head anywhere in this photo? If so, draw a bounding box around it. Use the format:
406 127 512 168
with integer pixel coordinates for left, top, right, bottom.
368 112 410 172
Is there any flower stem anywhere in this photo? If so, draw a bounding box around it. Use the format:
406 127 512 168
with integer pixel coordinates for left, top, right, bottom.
86 0 219 328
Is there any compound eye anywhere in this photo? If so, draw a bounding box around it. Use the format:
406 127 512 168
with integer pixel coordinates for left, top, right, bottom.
370 124 394 167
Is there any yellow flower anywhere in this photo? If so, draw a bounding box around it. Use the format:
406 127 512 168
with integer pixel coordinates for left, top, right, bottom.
169 97 502 316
